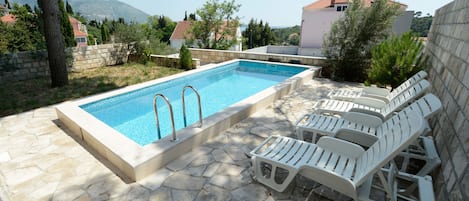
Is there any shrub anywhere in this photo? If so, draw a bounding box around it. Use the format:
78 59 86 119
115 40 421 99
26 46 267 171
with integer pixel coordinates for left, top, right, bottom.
179 45 192 70
322 0 400 82
367 32 427 89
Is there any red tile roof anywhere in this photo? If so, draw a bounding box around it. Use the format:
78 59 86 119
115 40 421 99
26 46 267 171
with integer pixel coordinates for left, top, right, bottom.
0 14 17 25
69 16 88 37
170 21 192 40
304 0 407 10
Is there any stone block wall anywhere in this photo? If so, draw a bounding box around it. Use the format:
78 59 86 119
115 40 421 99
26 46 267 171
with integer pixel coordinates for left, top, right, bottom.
0 43 129 83
424 0 469 200
71 43 129 70
189 48 326 67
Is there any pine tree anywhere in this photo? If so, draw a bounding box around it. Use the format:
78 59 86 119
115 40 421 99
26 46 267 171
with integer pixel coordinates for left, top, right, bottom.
179 44 192 70
5 0 10 9
184 11 188 21
65 1 73 15
58 0 75 47
101 24 110 43
322 0 400 82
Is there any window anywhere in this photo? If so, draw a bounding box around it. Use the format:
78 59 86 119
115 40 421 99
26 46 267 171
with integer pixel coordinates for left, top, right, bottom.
343 6 347 11
336 6 342 11
76 38 87 43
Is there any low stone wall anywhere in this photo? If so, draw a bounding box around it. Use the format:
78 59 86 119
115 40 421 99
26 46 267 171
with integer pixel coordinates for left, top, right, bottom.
150 54 201 69
424 0 469 200
189 48 326 67
71 43 129 70
0 43 129 83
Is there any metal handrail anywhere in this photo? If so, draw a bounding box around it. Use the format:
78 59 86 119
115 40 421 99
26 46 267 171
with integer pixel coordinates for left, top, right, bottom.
182 85 203 127
153 94 177 141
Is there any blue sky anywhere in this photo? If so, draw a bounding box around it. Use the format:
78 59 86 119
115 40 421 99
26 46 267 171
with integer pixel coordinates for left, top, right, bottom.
119 0 453 27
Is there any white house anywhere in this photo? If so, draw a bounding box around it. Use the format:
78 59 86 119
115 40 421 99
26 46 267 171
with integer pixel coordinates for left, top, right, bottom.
170 21 242 51
299 0 413 55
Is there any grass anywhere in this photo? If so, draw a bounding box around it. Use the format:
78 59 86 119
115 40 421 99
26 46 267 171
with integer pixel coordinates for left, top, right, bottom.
0 63 185 117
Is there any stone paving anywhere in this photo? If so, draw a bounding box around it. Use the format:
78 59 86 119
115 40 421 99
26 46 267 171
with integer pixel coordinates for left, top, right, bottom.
0 78 366 201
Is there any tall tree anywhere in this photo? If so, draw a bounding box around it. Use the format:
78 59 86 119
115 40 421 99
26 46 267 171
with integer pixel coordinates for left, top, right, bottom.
58 0 75 47
4 0 10 9
322 0 400 82
65 0 73 15
188 0 240 50
39 0 68 87
242 18 274 49
184 11 188 21
100 24 110 43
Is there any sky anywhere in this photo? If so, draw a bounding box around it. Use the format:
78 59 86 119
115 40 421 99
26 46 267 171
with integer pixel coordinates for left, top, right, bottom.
118 0 453 27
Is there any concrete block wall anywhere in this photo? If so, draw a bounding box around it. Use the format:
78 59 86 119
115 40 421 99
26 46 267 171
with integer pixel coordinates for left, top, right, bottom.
189 48 326 66
424 0 469 200
0 43 129 83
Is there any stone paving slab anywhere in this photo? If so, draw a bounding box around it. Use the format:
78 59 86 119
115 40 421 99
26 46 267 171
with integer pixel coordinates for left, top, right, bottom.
0 79 368 201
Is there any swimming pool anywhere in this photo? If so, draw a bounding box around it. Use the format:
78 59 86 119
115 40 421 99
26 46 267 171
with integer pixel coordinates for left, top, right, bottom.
80 61 306 146
56 59 319 181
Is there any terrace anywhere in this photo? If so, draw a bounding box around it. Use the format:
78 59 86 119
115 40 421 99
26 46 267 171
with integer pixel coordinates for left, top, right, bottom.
0 0 468 200
0 78 370 201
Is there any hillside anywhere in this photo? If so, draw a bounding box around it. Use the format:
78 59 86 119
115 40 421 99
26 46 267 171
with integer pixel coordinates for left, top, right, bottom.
8 0 150 23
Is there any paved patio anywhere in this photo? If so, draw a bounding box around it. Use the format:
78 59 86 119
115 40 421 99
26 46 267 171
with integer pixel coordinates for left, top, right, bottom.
0 78 368 201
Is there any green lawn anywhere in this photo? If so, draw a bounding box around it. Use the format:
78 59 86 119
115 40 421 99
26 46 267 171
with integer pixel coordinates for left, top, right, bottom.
0 63 184 117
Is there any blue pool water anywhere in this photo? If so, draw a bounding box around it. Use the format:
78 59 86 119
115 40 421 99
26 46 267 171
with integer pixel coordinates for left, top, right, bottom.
81 60 307 146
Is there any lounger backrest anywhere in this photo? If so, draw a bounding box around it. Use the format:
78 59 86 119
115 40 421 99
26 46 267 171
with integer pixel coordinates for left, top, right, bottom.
381 79 431 118
353 110 425 186
402 93 442 120
386 71 427 99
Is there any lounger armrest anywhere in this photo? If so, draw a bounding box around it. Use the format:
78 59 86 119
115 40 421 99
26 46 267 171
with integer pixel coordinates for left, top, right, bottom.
335 128 379 148
348 108 385 121
342 112 383 127
361 94 390 103
362 87 390 97
352 97 387 108
317 136 365 158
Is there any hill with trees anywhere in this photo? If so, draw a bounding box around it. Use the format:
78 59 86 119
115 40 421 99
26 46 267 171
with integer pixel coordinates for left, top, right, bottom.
8 0 149 23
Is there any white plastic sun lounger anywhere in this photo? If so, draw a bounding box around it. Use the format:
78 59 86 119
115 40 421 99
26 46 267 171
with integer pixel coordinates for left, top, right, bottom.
328 71 427 103
296 93 442 144
315 79 430 120
250 110 426 200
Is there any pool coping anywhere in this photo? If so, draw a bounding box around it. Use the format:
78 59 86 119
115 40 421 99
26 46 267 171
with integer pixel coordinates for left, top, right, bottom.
56 59 319 181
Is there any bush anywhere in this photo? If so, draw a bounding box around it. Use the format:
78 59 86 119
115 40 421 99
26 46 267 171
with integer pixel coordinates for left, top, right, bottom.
179 45 192 70
367 32 427 89
322 0 400 82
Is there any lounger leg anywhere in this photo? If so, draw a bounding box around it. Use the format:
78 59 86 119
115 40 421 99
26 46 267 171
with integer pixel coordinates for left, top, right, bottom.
252 156 298 192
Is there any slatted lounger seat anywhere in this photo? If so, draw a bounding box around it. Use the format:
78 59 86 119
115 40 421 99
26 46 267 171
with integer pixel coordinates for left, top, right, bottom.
250 110 427 200
316 79 430 120
296 93 442 144
328 71 427 102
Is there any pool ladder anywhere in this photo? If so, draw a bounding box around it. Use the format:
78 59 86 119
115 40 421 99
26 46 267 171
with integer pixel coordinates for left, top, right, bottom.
153 85 203 141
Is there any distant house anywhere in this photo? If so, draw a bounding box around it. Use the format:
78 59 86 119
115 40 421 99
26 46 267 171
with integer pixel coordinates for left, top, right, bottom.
170 20 242 51
0 13 16 25
0 13 88 48
69 16 88 47
299 0 413 55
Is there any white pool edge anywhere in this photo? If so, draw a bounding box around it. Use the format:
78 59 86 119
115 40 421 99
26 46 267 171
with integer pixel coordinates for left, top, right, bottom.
56 59 319 181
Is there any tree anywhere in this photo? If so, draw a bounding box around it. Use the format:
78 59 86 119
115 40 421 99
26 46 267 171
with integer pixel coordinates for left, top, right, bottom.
58 0 75 47
368 32 427 88
242 18 274 49
4 0 10 9
6 4 45 52
65 1 73 15
39 0 68 87
410 12 432 37
184 11 188 21
101 24 110 43
188 0 240 50
322 0 400 82
189 13 196 21
179 44 192 70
